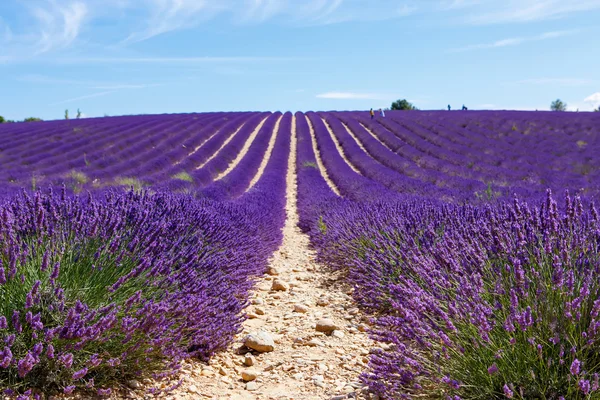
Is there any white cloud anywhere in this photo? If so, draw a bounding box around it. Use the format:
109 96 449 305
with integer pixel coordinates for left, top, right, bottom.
584 92 600 108
448 29 576 52
316 92 387 100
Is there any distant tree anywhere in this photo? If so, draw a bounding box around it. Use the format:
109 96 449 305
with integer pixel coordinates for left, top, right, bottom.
391 99 418 111
23 117 43 122
65 109 69 120
76 108 82 119
550 99 567 111
0 116 5 123
595 106 600 112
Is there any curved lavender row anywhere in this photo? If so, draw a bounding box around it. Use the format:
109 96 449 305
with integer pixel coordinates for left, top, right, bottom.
354 114 541 199
189 113 269 189
400 111 600 195
377 115 537 195
347 113 493 185
0 116 195 187
91 116 217 181
294 112 344 234
323 113 474 199
0 117 160 174
201 113 282 200
0 117 172 192
107 114 231 185
305 112 395 203
2 115 175 162
172 113 255 173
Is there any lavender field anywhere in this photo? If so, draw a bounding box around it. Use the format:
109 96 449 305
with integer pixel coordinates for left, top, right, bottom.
1 110 600 399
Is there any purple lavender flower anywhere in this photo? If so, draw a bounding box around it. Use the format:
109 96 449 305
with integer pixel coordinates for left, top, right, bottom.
579 379 591 394
571 359 581 375
503 384 514 398
72 368 88 380
487 364 499 375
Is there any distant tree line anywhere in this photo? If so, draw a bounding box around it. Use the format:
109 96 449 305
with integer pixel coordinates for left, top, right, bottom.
0 108 85 124
0 116 42 123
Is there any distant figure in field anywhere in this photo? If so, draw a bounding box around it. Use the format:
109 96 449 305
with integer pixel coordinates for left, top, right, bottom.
380 108 385 118
448 105 451 111
462 105 468 111
370 108 375 119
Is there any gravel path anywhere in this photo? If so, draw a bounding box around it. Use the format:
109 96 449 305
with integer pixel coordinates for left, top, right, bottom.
160 115 376 400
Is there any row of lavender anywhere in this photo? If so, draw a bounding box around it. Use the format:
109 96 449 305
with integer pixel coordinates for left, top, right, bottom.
0 113 291 396
0 112 267 197
298 111 600 398
327 110 600 201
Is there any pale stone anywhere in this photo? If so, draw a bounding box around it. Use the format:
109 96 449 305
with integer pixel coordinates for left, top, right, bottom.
316 319 338 334
244 355 255 367
332 330 345 339
241 370 259 382
293 304 309 313
244 331 275 353
272 279 289 291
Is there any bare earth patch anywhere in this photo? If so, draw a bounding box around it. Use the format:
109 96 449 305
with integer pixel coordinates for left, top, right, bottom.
159 116 376 400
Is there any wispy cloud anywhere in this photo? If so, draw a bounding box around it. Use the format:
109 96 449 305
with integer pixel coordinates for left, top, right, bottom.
119 0 418 43
462 0 600 25
316 92 388 100
30 1 88 53
448 30 576 52
515 78 598 86
18 74 162 90
50 91 115 106
53 56 297 64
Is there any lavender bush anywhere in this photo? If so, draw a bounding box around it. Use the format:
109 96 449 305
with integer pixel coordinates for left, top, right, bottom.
0 187 270 395
315 191 600 399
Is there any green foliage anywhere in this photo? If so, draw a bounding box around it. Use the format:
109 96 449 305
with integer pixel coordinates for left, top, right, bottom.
171 171 193 182
391 99 418 111
318 216 327 235
115 177 146 192
0 115 5 123
23 117 42 123
76 109 82 119
302 161 318 169
511 124 518 131
550 99 567 111
68 170 89 193
475 182 501 201
65 109 69 120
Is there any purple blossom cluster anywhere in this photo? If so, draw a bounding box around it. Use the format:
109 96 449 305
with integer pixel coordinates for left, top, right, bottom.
296 110 600 398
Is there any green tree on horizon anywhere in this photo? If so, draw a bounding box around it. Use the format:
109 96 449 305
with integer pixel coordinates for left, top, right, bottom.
550 99 567 111
391 99 418 111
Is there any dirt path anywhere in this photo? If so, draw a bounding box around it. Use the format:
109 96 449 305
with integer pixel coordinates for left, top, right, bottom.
319 118 362 175
246 115 283 191
214 116 270 180
305 116 342 197
157 115 376 400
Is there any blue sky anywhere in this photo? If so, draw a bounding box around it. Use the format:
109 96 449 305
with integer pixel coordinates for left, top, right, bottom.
0 0 599 120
